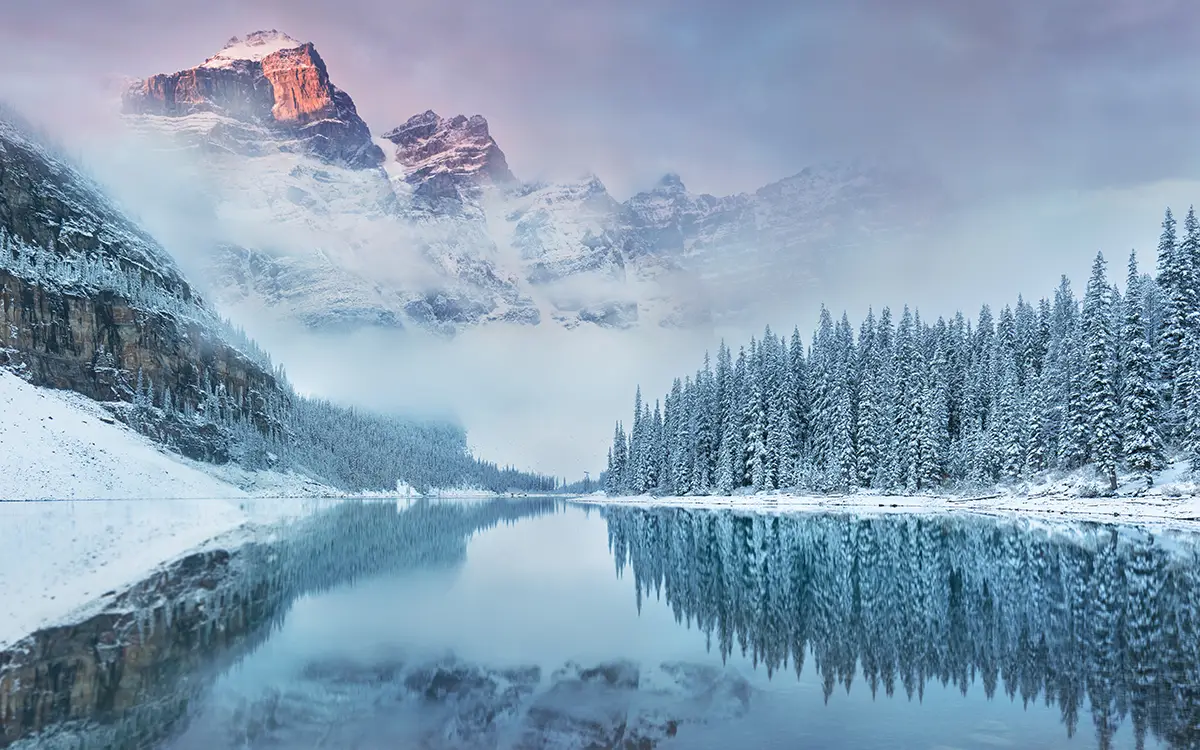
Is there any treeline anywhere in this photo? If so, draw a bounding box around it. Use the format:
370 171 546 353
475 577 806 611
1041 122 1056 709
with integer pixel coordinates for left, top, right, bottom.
130 380 559 495
607 208 1200 496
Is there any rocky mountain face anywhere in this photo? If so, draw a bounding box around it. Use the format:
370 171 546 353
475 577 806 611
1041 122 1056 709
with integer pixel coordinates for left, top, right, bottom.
122 30 383 169
116 31 946 334
0 114 286 460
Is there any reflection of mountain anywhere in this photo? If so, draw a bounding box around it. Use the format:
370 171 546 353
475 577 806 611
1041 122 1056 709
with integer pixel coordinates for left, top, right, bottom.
172 657 751 750
603 507 1200 750
0 498 557 749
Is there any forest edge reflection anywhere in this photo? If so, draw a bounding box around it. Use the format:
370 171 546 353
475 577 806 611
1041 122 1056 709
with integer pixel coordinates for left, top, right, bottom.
601 505 1200 750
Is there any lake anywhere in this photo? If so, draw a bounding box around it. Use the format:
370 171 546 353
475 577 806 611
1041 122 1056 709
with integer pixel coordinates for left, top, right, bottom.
2 498 1198 749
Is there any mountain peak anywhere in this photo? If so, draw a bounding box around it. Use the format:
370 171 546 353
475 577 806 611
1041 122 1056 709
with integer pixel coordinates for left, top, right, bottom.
202 30 304 68
123 31 383 169
655 173 686 192
384 110 514 186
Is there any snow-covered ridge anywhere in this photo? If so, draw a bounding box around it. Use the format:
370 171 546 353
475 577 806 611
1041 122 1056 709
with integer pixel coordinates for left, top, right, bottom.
119 32 946 333
201 30 304 68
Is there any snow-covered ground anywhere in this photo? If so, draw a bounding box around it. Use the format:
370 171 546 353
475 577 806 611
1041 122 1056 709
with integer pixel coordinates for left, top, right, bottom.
0 369 342 501
580 485 1200 528
0 369 350 648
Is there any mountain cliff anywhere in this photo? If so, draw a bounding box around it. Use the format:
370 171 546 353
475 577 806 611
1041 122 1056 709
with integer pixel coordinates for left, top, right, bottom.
0 113 287 461
123 30 383 169
116 31 945 334
0 110 558 491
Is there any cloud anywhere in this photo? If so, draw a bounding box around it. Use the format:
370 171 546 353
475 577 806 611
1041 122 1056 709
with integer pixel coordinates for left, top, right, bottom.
4 0 1200 198
4 0 1200 478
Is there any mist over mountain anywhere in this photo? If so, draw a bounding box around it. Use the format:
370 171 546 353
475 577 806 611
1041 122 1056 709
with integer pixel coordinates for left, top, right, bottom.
4 6 1199 478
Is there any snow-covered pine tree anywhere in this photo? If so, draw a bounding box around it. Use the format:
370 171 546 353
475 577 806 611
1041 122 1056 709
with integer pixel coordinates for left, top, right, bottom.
647 400 662 492
1157 207 1191 440
744 337 770 491
605 421 627 495
855 310 881 487
993 349 1024 481
787 327 810 486
1121 250 1163 487
831 313 857 488
888 307 919 488
1082 252 1121 491
629 387 645 493
693 354 716 493
1024 367 1050 475
723 347 749 491
767 335 796 489
871 308 897 486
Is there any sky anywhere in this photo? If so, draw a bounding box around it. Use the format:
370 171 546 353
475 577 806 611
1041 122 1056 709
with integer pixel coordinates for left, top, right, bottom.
3 0 1200 198
4 0 1200 477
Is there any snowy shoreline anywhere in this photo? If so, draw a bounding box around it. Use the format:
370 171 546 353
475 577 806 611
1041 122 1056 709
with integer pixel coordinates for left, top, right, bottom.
576 490 1200 528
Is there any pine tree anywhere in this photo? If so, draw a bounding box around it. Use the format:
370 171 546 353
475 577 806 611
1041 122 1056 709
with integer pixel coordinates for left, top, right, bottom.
1082 252 1121 491
855 310 882 487
787 327 810 486
1121 251 1163 487
744 338 769 491
1158 207 1193 440
1025 368 1050 475
694 354 716 493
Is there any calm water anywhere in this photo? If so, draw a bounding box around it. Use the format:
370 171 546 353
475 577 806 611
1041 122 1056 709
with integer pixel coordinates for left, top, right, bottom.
5 499 1200 749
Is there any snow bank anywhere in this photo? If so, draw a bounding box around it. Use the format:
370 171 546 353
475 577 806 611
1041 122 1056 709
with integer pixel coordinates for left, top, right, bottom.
0 369 351 647
0 370 251 500
581 490 1200 527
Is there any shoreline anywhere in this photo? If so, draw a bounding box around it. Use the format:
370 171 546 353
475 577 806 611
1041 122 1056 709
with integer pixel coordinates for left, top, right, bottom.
574 491 1200 528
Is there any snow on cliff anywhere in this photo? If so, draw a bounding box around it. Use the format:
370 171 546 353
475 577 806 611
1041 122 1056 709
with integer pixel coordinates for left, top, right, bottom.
201 30 304 68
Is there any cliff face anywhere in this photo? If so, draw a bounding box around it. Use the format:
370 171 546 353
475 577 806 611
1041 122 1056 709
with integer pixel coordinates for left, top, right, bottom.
385 110 516 187
122 31 383 169
0 270 280 449
0 115 285 459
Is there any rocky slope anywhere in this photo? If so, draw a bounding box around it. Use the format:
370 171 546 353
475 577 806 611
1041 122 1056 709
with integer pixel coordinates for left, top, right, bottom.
117 31 946 333
0 113 289 460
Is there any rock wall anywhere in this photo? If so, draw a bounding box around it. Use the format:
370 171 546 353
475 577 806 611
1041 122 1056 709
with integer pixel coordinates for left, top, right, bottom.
0 269 284 443
123 42 383 169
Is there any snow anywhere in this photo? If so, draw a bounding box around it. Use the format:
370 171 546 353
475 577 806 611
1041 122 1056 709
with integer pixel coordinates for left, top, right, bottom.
580 488 1200 528
200 30 303 69
0 369 358 646
0 370 251 501
0 495 351 650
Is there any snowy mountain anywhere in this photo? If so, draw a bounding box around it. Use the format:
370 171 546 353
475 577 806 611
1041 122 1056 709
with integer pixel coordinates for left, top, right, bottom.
0 110 288 461
116 31 946 333
0 111 558 494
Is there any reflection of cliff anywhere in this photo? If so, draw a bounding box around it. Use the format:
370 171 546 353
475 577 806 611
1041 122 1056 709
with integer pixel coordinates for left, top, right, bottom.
0 498 557 749
603 508 1200 750
171 656 752 750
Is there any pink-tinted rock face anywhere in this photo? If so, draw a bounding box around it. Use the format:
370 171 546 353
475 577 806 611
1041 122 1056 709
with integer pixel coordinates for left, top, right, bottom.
122 32 383 169
260 43 337 125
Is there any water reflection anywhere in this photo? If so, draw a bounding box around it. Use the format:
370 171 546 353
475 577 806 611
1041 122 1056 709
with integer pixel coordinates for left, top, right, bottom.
603 507 1200 750
0 498 558 750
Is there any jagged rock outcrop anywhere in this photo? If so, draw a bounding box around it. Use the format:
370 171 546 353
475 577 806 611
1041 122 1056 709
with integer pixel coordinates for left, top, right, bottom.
385 110 516 188
122 30 383 169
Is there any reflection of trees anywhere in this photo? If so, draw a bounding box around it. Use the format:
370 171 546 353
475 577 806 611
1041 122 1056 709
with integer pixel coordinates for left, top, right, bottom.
604 508 1200 749
0 498 559 750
